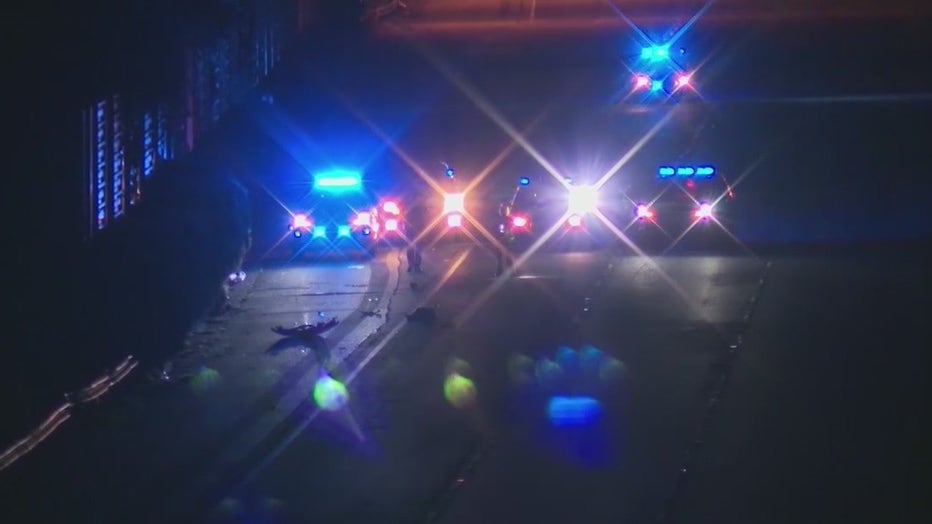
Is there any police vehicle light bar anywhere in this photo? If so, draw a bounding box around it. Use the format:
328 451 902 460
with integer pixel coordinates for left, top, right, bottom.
658 165 716 179
641 45 669 61
313 170 362 190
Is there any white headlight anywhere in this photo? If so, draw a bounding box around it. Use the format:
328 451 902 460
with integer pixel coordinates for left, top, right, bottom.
443 193 466 214
447 214 464 228
567 185 598 214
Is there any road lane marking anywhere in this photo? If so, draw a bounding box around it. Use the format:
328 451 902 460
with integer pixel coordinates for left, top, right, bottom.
657 258 773 523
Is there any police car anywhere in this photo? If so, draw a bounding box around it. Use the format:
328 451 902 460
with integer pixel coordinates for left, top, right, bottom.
498 176 537 244
426 165 478 244
498 176 607 252
627 44 697 104
288 170 405 259
621 164 736 251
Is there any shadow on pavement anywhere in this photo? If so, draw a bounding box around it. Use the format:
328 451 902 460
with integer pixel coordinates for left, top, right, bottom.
266 334 330 363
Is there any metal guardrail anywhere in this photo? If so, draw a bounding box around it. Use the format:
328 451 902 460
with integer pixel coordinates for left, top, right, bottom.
0 355 139 473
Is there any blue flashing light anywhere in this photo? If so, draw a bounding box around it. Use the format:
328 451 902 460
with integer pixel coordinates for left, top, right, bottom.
650 79 664 92
661 166 716 179
641 45 670 61
313 170 362 191
445 167 455 178
547 396 602 427
519 176 530 186
293 230 302 238
312 226 327 238
337 225 351 237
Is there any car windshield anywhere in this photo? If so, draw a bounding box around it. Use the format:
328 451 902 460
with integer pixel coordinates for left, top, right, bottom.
8 2 932 524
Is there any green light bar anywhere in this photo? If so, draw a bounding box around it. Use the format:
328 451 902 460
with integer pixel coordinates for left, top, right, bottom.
313 170 362 191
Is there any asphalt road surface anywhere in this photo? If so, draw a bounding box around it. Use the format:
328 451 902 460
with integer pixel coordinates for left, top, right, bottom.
0 257 400 523
213 242 766 523
675 254 932 524
194 243 932 524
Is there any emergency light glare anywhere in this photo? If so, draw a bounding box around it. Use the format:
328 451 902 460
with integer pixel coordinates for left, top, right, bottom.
636 204 653 219
567 185 598 214
641 45 669 61
443 193 466 214
313 226 327 238
292 214 312 229
313 170 362 191
381 200 400 215
353 212 371 226
447 214 463 228
519 177 530 186
547 396 601 427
